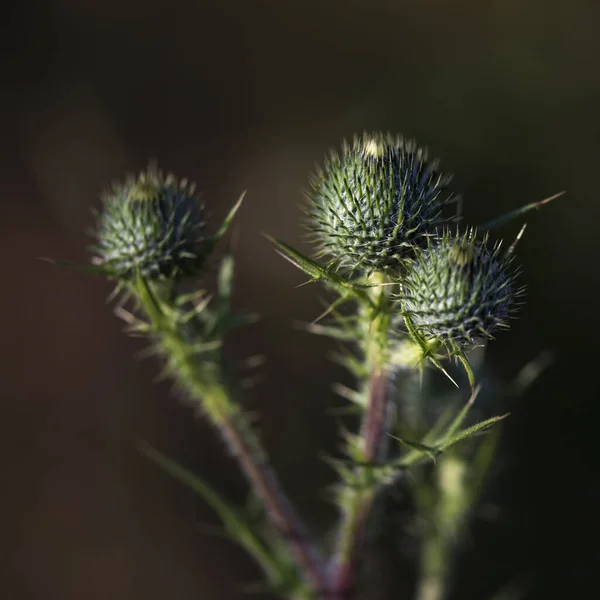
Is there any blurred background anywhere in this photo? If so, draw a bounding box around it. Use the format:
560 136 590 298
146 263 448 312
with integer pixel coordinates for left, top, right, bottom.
2 0 599 598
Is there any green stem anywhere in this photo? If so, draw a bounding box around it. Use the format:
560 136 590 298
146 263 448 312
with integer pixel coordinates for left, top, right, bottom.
207 385 329 596
416 527 450 600
134 277 329 595
333 367 393 598
415 455 468 600
332 273 394 598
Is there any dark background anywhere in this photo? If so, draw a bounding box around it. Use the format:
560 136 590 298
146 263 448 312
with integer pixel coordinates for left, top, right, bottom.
1 1 599 599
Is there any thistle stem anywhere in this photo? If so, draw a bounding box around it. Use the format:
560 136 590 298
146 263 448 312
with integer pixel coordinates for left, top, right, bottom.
415 533 449 600
362 369 392 462
134 277 329 595
333 367 393 597
415 455 468 600
332 272 394 598
205 384 330 595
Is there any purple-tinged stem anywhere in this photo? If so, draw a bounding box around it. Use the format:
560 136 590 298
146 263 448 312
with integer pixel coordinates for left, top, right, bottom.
212 392 330 595
332 368 393 598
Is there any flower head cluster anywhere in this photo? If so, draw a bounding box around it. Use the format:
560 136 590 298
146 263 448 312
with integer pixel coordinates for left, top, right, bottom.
307 132 523 349
308 132 455 272
95 168 207 280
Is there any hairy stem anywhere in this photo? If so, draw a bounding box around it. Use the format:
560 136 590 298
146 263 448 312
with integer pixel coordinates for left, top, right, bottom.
206 385 329 595
332 273 394 598
333 368 393 597
134 276 329 594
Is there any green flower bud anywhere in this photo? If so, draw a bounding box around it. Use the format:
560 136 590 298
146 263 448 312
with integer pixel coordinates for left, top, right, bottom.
308 132 456 272
400 229 521 347
95 168 207 280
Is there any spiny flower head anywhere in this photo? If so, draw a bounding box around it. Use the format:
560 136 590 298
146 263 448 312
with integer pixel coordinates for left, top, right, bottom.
400 229 521 347
307 132 456 273
95 168 208 280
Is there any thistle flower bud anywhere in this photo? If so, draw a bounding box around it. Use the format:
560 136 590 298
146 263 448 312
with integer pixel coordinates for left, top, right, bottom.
95 168 207 280
308 132 455 272
400 229 521 347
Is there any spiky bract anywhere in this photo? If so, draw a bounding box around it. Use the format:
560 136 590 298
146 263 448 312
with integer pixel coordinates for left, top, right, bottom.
95 168 207 280
308 132 455 272
400 229 520 347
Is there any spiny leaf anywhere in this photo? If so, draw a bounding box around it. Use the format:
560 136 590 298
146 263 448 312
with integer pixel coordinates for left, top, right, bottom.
402 312 458 387
506 222 528 257
386 410 507 471
138 442 298 588
332 383 366 407
134 271 166 327
438 414 509 452
309 293 352 326
467 423 502 505
421 402 457 446
218 254 235 304
330 349 369 378
479 191 564 230
265 236 373 305
298 322 357 342
174 289 208 307
443 385 482 441
180 294 213 324
455 348 476 391
214 191 247 240
389 436 439 461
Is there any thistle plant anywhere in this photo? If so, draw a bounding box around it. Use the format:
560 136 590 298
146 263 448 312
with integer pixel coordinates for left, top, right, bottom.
50 133 561 600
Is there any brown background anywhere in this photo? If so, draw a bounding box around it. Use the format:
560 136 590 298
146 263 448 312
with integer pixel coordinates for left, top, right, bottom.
1 1 599 599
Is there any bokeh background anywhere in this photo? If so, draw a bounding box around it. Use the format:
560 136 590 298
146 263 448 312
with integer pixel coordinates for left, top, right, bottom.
2 1 599 599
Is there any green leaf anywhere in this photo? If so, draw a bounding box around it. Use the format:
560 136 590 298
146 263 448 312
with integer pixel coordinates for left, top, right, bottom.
455 348 476 391
265 236 373 306
438 414 509 452
443 385 482 442
332 383 367 408
479 191 564 230
402 312 458 387
330 349 369 378
134 271 166 327
217 254 235 315
139 442 300 590
214 191 246 240
200 191 247 260
389 436 439 461
420 402 456 446
467 423 502 504
387 408 507 471
299 322 357 342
